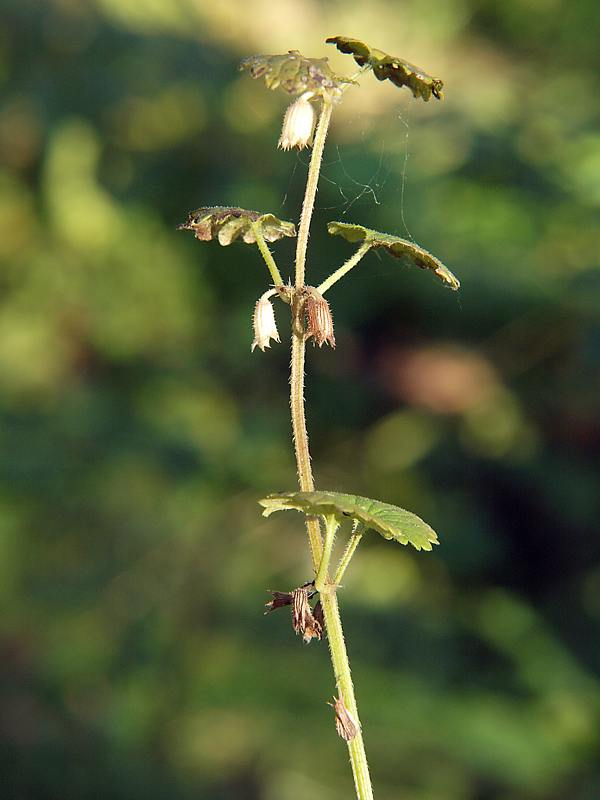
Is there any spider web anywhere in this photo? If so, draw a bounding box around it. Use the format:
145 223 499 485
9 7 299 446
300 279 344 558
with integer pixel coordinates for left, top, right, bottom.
278 104 461 307
282 123 409 212
280 104 415 281
318 141 388 214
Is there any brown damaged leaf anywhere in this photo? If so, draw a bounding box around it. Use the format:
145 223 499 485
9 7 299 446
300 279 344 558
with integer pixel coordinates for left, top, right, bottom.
240 50 354 99
328 221 460 290
178 206 296 245
326 36 443 101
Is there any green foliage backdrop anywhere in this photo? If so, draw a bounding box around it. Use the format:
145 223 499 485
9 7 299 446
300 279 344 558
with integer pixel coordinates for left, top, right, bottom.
1 1 599 798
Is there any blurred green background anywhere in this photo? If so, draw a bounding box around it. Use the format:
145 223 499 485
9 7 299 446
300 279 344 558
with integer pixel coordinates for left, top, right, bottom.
2 1 600 798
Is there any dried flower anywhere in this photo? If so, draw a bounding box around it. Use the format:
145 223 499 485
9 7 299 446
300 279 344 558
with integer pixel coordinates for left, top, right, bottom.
278 92 316 151
292 585 322 643
265 584 321 642
252 291 280 352
302 610 323 643
328 695 359 741
313 599 325 631
303 287 335 348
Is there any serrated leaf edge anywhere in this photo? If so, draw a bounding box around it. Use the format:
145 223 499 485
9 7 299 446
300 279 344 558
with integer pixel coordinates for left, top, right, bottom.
259 491 439 552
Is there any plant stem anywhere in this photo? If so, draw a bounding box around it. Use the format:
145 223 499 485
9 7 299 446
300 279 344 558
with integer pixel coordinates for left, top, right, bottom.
251 221 284 286
320 586 374 800
289 96 374 800
318 241 372 295
334 523 364 586
290 330 323 572
295 98 333 287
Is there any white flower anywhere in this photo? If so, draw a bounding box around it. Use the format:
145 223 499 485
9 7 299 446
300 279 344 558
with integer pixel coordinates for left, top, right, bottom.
278 92 316 151
252 291 280 352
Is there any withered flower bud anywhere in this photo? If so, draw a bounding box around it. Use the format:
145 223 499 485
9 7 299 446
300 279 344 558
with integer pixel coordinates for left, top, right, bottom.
313 599 325 631
303 287 335 348
278 92 316 151
302 612 323 644
265 583 321 642
328 695 359 741
252 291 280 352
292 586 322 643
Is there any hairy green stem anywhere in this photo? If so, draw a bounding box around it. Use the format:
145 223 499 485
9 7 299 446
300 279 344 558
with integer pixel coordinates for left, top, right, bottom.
295 98 333 287
290 330 323 571
320 587 374 800
318 241 372 295
251 221 284 286
334 523 364 586
289 96 374 800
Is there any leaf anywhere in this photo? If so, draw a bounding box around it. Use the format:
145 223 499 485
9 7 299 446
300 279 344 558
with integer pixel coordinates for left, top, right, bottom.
240 50 354 99
259 491 439 551
327 221 460 290
326 36 444 102
178 207 296 245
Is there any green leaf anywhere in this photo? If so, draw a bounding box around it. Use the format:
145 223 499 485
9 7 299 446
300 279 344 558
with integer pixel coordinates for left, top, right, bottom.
327 221 460 290
326 36 443 102
259 491 439 551
178 207 296 245
240 50 354 99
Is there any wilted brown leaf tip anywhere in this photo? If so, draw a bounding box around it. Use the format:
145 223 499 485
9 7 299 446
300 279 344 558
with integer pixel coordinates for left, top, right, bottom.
326 36 444 102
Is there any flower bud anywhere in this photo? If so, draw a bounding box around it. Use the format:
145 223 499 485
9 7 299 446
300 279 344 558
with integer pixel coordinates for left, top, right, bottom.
303 287 335 348
278 93 316 151
252 292 280 352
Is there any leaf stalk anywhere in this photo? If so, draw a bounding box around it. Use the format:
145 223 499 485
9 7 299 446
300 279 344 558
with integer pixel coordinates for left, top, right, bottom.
251 220 284 286
315 515 339 592
318 241 372 295
334 522 365 585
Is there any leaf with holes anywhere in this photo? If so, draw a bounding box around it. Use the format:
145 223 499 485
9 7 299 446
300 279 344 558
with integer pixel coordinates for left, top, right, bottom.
240 50 354 99
326 36 443 101
327 221 459 290
259 491 439 551
178 206 296 245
